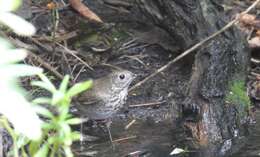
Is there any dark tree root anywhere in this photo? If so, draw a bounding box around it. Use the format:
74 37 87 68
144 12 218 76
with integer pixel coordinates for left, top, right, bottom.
181 99 201 122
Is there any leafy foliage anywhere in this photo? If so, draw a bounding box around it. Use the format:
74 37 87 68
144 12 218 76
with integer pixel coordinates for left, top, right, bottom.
28 74 92 157
0 1 93 157
2 74 92 157
0 0 42 142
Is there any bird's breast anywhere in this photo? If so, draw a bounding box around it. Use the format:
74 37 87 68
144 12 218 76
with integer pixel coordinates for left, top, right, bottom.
106 89 128 108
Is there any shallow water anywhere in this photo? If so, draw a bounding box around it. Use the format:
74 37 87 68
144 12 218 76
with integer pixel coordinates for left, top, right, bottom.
231 110 260 157
75 109 260 157
75 116 177 157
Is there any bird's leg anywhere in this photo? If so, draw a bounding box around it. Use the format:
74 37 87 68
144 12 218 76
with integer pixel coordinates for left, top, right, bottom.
95 119 115 149
79 117 89 151
105 120 115 150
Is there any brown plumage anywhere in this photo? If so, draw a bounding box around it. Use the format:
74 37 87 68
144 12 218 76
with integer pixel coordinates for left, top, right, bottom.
76 70 136 120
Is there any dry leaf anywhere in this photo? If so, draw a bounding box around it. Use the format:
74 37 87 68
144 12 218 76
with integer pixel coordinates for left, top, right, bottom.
248 36 260 48
256 30 260 36
69 0 103 23
46 2 56 10
239 13 256 26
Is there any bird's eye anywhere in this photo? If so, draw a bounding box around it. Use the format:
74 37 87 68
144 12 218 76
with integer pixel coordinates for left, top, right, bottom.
119 74 125 80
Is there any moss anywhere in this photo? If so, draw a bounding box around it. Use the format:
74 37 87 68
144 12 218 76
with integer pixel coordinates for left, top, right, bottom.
225 80 251 112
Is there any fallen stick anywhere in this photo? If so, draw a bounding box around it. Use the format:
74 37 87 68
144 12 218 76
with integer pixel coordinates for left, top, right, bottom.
112 135 137 143
129 101 165 108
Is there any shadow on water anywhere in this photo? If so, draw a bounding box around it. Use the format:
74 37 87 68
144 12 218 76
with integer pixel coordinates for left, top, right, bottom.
75 117 177 157
230 109 260 157
72 109 260 157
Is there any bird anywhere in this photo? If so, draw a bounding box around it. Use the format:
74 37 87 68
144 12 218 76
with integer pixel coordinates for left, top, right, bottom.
76 69 136 120
75 69 136 146
75 69 136 147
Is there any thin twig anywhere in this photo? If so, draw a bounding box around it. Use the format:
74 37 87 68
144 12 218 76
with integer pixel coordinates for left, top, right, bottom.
251 71 260 78
121 55 147 66
124 119 136 130
100 63 123 70
55 42 94 70
31 36 94 71
251 58 260 64
73 65 86 82
33 31 77 42
129 101 165 108
129 0 260 92
27 51 64 80
30 37 53 52
7 37 64 80
61 51 73 78
51 8 59 54
112 135 137 143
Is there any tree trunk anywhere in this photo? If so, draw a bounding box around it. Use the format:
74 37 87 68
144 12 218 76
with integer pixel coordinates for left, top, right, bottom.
85 0 251 156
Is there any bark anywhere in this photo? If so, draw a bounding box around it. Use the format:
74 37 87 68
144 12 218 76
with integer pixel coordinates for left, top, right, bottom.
82 0 250 156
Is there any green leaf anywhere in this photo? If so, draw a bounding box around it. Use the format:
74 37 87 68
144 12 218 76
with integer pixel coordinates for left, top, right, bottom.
64 137 72 147
66 118 81 125
51 91 64 105
60 122 72 145
59 107 70 121
63 146 73 157
1 64 42 77
0 47 26 64
37 73 57 92
60 123 71 135
16 135 29 148
70 131 81 141
34 144 49 157
32 97 52 104
67 80 93 98
41 123 54 130
59 75 70 93
66 113 73 119
29 140 41 156
33 106 54 119
0 12 36 36
47 136 56 145
31 81 56 93
0 0 21 12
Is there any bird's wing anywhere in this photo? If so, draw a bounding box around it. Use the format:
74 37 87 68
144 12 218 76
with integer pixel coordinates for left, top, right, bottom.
76 88 101 105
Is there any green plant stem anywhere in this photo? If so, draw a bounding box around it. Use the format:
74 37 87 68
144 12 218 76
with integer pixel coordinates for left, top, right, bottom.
50 142 59 157
58 149 62 157
21 146 28 157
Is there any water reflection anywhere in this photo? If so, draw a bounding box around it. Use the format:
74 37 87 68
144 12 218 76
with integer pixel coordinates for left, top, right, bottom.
75 117 175 157
231 110 260 157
